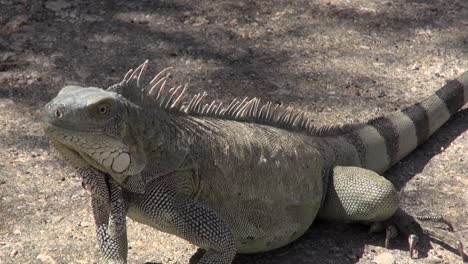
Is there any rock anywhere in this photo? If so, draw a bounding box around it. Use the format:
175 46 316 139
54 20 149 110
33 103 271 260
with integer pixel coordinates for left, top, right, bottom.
373 252 395 264
37 253 57 264
192 16 209 27
10 249 18 258
411 63 421 70
1 52 16 62
45 0 71 12
228 18 238 26
2 15 28 35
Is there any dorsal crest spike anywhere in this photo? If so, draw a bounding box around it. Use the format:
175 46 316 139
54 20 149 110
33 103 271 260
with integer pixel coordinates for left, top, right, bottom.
126 60 148 87
150 67 173 85
113 62 365 137
170 84 188 110
156 76 170 102
122 69 134 84
136 60 149 87
187 93 199 112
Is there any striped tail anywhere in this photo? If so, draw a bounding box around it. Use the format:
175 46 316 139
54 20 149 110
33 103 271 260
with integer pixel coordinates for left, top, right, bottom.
341 71 468 174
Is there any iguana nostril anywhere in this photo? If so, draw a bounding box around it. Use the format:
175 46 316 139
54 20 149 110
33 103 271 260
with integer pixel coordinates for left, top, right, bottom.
55 108 63 118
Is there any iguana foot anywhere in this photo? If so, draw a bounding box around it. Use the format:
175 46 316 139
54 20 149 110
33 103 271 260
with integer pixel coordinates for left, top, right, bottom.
368 223 404 255
379 224 418 258
415 213 465 260
386 209 464 260
416 214 454 232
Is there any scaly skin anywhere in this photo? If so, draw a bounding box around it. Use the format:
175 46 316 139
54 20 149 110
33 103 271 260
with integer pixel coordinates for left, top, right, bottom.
42 63 468 263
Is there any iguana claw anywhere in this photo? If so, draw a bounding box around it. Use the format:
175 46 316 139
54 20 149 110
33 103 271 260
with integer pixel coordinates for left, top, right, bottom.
384 225 398 249
81 180 89 191
456 241 465 262
408 234 419 259
369 222 417 259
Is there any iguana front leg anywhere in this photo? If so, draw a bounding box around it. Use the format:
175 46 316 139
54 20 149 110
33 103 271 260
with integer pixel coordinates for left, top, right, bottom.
132 173 236 264
79 167 128 264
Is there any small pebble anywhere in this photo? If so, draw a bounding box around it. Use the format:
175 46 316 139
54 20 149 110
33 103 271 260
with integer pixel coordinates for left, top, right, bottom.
411 63 421 70
378 91 386 98
373 252 395 264
37 253 57 264
10 249 18 258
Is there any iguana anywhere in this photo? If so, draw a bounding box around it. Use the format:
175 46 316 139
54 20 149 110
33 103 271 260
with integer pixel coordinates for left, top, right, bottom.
42 60 467 263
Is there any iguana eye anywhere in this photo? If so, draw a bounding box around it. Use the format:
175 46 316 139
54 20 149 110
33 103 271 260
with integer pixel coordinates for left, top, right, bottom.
97 103 110 115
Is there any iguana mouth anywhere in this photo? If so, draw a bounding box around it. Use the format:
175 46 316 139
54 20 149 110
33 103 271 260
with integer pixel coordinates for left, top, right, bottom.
42 117 102 133
43 123 97 166
51 138 121 179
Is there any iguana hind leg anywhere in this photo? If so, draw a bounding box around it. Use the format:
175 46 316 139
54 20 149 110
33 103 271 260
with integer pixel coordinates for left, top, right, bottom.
318 166 464 259
318 166 409 255
318 166 399 222
318 166 410 254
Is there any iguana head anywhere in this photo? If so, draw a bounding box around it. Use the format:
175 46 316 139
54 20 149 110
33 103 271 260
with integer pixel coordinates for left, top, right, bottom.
42 85 146 184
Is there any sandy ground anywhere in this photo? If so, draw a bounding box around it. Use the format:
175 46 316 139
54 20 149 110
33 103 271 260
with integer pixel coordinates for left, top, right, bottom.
0 0 467 263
